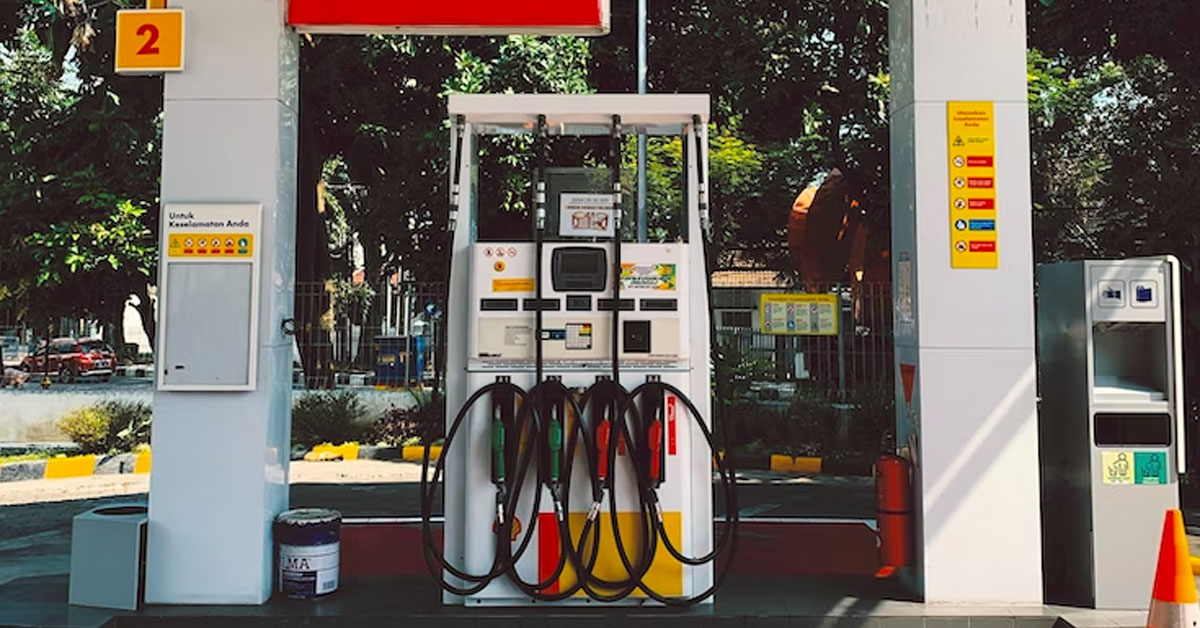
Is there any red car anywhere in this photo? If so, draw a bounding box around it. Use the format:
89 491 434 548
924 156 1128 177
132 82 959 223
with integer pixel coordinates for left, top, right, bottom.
20 338 116 383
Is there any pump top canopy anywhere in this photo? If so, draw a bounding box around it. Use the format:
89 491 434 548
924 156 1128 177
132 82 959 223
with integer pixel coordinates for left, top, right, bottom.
448 94 711 137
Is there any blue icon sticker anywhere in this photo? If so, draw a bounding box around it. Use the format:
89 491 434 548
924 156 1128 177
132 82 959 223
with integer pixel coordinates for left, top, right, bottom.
968 219 996 231
1136 286 1153 303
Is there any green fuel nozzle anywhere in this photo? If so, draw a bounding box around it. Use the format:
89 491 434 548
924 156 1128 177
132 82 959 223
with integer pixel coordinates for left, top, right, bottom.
491 410 506 485
548 412 563 483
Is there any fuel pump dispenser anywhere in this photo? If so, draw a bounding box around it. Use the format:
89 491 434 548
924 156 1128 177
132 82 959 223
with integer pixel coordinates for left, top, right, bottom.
421 94 736 606
1037 257 1185 609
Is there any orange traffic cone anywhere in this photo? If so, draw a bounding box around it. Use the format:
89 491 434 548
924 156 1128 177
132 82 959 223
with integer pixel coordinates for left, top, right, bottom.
1147 510 1199 628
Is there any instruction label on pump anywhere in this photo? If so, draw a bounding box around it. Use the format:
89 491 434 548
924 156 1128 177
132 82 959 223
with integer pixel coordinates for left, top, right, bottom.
1134 452 1169 485
1101 451 1134 485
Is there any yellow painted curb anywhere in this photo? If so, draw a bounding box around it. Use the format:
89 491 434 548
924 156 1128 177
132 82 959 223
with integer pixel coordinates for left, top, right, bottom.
311 442 359 461
134 451 152 474
1191 556 1200 575
793 456 822 474
402 445 442 461
45 455 97 479
769 454 794 472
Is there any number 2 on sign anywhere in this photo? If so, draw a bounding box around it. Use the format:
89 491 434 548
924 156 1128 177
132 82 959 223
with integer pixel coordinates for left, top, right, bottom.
137 24 160 55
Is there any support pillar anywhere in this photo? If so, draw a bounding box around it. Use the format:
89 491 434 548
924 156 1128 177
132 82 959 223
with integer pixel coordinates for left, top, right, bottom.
146 0 298 604
889 0 1042 604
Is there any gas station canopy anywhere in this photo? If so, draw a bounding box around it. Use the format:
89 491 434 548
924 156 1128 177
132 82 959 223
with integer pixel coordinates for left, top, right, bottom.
287 0 611 35
448 94 710 136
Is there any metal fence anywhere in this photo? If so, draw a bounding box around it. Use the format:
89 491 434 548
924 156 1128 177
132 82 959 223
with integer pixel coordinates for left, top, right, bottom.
715 281 894 399
293 281 445 389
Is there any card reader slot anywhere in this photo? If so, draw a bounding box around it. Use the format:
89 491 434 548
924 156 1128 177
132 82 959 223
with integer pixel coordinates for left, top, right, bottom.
566 295 593 311
523 298 561 312
481 299 519 311
640 298 678 312
597 298 636 312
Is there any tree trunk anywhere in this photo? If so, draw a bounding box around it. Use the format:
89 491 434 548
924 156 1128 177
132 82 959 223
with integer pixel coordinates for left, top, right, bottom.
296 98 334 390
137 283 156 356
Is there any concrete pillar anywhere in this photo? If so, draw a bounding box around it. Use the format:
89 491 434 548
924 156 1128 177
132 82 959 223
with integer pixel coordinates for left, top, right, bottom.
146 0 297 604
889 1 1042 604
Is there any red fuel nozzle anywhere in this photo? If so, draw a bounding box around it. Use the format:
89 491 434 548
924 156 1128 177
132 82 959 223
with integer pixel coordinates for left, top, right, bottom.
596 420 611 483
648 419 663 482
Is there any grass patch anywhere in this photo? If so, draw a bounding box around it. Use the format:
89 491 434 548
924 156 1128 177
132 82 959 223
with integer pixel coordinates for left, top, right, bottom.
0 452 54 465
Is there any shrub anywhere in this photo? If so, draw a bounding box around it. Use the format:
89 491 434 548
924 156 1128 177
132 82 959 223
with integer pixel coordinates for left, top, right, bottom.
101 400 153 452
366 395 445 446
58 406 116 454
56 400 154 455
292 390 369 448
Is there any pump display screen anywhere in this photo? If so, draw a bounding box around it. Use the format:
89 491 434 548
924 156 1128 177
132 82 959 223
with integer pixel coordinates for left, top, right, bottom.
552 247 607 292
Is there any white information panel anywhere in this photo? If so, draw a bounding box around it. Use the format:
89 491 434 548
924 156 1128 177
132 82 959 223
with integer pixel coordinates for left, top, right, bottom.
558 193 615 238
157 203 262 391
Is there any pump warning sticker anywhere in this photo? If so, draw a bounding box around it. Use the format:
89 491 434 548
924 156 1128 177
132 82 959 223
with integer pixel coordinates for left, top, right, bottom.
493 278 535 293
620 263 676 291
168 233 254 258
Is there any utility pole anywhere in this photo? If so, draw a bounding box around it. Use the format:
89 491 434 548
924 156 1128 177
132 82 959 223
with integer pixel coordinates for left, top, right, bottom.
636 0 648 242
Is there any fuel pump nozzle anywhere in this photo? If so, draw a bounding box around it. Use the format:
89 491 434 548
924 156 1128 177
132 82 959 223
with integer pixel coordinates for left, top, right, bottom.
491 404 507 526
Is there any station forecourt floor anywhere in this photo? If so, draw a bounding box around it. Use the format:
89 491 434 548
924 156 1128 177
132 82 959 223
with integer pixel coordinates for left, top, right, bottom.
0 460 1177 628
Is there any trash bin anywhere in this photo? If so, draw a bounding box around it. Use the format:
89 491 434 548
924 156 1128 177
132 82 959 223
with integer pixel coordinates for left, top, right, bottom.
69 504 148 610
374 336 427 387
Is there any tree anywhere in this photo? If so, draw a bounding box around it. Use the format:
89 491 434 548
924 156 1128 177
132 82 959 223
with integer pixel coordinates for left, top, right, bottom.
0 4 161 350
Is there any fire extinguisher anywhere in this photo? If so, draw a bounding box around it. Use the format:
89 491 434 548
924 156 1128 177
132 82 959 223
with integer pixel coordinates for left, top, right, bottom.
875 454 912 578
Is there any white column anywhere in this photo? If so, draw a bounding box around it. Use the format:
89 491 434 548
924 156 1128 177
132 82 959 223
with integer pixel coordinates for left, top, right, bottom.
146 0 298 604
889 0 1042 604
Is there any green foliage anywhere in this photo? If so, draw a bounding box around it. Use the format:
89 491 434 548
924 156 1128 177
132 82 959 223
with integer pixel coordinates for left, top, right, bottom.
56 399 151 455
366 395 446 447
0 7 161 344
57 406 116 454
292 391 370 448
103 399 153 452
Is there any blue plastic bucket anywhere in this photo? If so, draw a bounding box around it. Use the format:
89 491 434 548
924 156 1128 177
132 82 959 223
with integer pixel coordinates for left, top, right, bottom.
274 508 341 599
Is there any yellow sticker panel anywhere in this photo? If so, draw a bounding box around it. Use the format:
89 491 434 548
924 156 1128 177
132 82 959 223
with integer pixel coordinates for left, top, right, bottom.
493 278 535 293
760 293 839 336
947 102 998 269
167 233 254 258
559 511 684 598
115 9 185 74
1101 451 1134 485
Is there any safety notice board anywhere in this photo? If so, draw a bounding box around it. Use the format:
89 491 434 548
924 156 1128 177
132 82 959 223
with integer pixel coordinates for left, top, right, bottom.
947 102 998 269
760 294 838 336
157 204 262 392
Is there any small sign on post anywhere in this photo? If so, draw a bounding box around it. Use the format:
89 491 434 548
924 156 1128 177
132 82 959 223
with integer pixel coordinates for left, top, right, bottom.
115 9 185 74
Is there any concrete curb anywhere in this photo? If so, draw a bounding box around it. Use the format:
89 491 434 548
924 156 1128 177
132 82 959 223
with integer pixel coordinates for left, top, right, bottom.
113 365 155 378
0 451 151 483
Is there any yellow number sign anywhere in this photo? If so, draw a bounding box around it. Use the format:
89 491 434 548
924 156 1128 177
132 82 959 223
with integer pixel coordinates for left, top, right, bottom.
115 9 185 74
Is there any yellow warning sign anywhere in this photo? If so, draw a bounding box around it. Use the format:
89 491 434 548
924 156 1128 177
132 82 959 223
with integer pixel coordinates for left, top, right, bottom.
760 293 839 336
1101 451 1134 485
947 102 998 269
167 233 254 258
493 278 535 293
